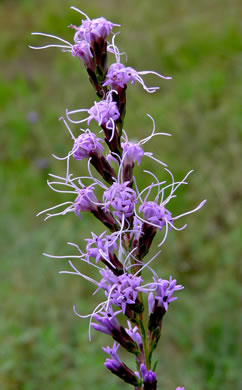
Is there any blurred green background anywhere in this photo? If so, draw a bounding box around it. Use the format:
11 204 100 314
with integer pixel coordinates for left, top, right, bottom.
1 0 241 389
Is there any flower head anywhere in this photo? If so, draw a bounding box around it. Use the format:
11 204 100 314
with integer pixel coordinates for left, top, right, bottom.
74 186 98 217
103 342 140 386
139 201 173 230
92 308 120 336
103 181 137 219
148 276 184 313
88 98 120 128
125 321 142 349
103 341 121 360
140 364 157 389
92 308 139 354
103 63 135 89
74 17 118 44
72 131 104 160
103 62 171 92
98 269 143 313
85 231 117 263
71 40 94 69
66 94 120 131
122 141 144 166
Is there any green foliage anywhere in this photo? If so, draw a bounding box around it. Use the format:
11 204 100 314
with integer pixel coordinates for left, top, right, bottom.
1 0 241 389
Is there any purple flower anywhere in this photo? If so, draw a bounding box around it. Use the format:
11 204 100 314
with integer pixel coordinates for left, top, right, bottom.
136 172 206 250
92 308 120 336
103 62 171 92
92 309 139 354
103 343 140 386
85 231 117 263
176 387 185 390
103 181 137 219
74 186 98 217
98 269 143 313
88 98 120 128
148 276 184 313
121 141 145 183
71 40 94 69
139 201 173 230
73 17 119 44
103 63 135 89
122 141 144 166
125 321 142 350
140 364 157 389
62 123 116 184
66 94 120 135
72 130 104 160
103 341 121 361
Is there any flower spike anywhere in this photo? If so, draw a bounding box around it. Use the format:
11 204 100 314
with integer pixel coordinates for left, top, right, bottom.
32 9 206 390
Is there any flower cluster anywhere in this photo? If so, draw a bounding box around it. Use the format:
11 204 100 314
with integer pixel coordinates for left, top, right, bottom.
33 7 206 390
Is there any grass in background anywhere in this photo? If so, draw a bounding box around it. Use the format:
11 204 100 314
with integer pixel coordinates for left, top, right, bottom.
0 0 241 389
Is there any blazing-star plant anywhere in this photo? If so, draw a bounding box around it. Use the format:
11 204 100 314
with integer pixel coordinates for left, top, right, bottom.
31 7 206 390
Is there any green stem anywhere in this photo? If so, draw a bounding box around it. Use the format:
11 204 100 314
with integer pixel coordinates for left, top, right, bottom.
139 310 150 370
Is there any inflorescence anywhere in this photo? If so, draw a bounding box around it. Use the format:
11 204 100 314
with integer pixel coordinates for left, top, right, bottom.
32 7 206 390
